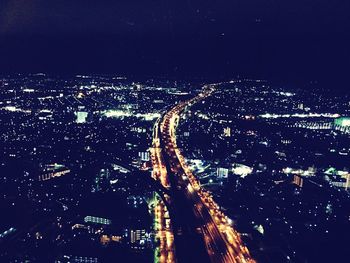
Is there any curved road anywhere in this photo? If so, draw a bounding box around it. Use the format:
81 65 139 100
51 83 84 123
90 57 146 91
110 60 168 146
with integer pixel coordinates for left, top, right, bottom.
151 84 255 263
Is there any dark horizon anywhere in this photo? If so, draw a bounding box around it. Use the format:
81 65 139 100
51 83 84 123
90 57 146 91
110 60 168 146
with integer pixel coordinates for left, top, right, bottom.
0 0 349 89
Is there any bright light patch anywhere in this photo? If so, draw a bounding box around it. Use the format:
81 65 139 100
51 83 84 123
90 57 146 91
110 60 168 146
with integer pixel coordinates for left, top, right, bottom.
1 106 31 114
22 88 35 93
232 164 253 178
261 113 340 119
103 110 160 120
335 117 350 127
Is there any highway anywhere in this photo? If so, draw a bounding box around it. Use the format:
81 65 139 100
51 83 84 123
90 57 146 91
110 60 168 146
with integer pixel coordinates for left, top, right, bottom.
151 84 256 263
153 195 176 263
150 118 176 263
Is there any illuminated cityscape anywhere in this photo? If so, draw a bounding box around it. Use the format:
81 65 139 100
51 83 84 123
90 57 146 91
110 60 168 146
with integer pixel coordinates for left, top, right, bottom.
0 1 349 263
0 75 349 263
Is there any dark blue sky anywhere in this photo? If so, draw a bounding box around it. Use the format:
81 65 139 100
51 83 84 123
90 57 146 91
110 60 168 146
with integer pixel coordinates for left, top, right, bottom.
0 0 349 87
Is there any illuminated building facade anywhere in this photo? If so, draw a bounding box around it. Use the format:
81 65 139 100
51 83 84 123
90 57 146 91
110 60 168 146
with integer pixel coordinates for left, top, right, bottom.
217 167 229 178
39 164 70 181
293 175 304 188
138 151 150 162
84 216 112 225
75 111 88 124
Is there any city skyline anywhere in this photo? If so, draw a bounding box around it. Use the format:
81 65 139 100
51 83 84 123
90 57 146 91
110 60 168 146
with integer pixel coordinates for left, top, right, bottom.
0 75 350 262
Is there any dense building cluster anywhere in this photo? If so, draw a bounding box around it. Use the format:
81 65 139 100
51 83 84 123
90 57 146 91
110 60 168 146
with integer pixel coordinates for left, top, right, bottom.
177 81 350 262
0 74 196 262
0 74 349 262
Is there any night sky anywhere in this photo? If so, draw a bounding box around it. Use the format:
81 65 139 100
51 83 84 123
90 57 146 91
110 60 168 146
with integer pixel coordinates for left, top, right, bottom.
0 0 349 87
